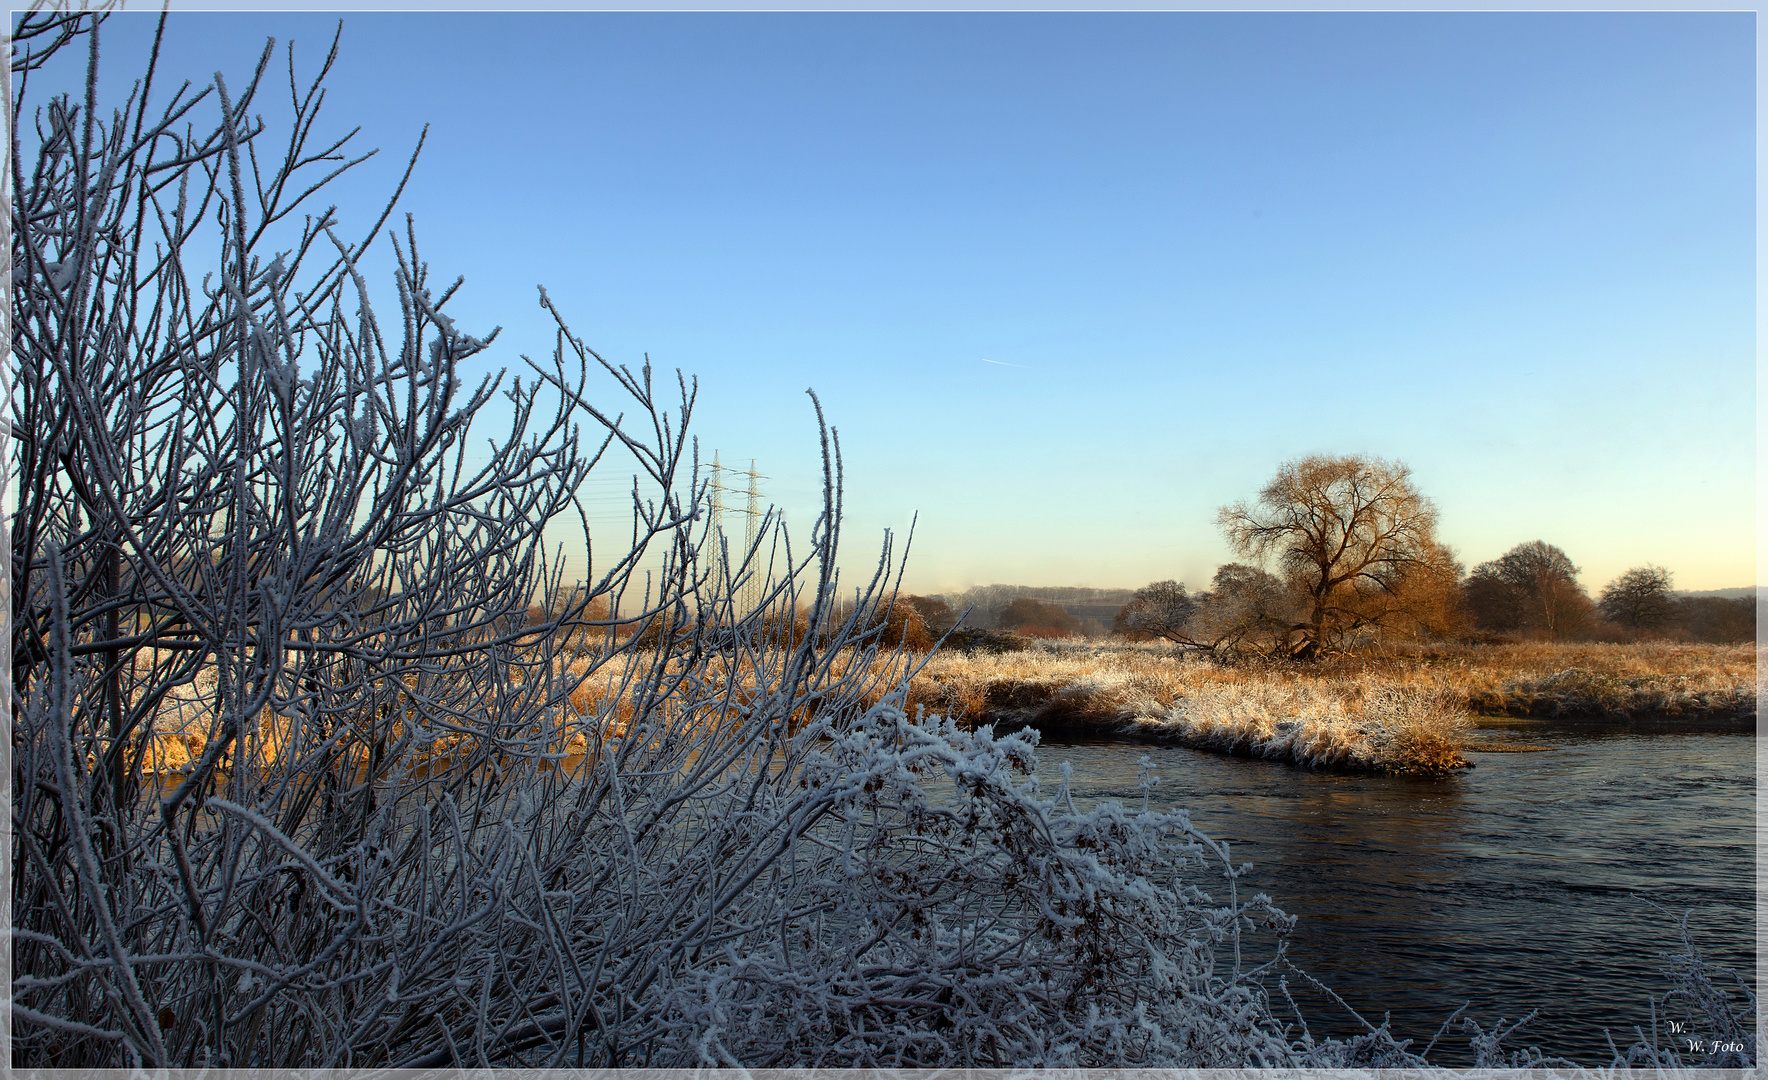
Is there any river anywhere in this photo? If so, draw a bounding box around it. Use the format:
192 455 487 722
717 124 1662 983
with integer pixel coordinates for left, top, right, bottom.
1030 718 1756 1066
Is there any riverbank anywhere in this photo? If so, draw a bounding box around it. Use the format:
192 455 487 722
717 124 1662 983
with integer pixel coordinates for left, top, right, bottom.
124 638 1755 780
900 639 1757 776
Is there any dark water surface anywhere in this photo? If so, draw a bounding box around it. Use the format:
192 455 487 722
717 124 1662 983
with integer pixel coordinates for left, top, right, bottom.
1031 720 1755 1065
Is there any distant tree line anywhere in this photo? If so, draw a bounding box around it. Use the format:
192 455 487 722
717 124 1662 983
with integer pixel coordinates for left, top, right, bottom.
928 584 1131 638
903 453 1753 659
1109 454 1754 657
889 594 1088 645
1114 541 1752 657
1459 547 1752 644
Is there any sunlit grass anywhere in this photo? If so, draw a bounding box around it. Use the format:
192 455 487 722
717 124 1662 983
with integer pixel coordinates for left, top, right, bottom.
128 638 1754 782
892 639 1755 776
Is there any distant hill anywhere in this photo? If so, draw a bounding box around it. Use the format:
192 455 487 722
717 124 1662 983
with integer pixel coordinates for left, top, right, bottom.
1672 587 1759 600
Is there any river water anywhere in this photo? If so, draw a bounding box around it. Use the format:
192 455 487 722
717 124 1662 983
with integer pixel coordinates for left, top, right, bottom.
1030 719 1756 1066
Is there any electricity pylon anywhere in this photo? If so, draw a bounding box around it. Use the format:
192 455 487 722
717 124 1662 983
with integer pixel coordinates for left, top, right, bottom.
707 453 767 617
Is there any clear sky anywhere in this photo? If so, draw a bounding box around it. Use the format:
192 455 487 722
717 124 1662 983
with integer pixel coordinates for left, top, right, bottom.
42 11 1756 597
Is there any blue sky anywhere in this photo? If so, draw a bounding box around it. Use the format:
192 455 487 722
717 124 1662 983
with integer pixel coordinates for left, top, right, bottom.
42 11 1755 596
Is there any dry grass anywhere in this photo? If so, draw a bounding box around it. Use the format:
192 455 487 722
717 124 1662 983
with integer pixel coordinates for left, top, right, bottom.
1417 641 1759 719
125 644 921 782
894 639 1758 777
896 644 1468 775
125 639 1756 782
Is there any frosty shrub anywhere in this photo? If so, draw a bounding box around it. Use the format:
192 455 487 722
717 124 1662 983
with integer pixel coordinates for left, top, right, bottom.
12 14 1439 1069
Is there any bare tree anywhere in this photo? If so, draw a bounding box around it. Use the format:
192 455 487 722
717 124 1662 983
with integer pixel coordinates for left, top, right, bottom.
12 15 1440 1070
1116 567 1321 658
1460 571 1526 636
1465 540 1595 638
1113 580 1199 644
1599 564 1677 633
1674 595 1755 644
1216 455 1452 659
825 590 933 650
1189 563 1308 658
1103 583 1230 650
905 593 955 634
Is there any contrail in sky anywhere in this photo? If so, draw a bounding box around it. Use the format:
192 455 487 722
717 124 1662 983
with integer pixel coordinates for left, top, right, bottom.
980 358 1029 368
